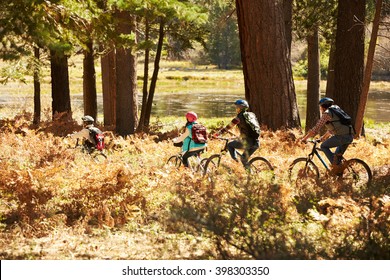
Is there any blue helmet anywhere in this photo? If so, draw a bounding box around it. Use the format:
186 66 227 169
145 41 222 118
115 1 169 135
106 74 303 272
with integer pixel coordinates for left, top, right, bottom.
234 99 249 108
319 97 334 106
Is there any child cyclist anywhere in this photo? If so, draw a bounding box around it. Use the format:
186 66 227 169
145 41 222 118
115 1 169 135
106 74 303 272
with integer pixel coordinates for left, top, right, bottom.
213 99 260 167
173 112 207 168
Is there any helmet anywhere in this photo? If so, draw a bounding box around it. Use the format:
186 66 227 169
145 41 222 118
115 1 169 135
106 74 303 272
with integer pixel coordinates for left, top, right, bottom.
319 97 334 106
185 111 198 122
82 115 94 123
234 99 249 108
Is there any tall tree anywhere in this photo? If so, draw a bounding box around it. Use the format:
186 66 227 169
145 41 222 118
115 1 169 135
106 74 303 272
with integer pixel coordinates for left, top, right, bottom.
114 10 138 136
355 0 383 137
332 0 366 122
83 39 98 121
50 49 72 118
235 0 300 130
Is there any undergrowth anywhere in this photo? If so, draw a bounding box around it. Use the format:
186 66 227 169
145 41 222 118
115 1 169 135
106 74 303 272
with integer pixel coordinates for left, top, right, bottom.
0 113 389 259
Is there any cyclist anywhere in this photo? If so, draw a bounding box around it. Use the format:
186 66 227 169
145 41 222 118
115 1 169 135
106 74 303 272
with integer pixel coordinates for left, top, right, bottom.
301 97 354 172
172 112 207 168
69 115 98 150
213 99 260 167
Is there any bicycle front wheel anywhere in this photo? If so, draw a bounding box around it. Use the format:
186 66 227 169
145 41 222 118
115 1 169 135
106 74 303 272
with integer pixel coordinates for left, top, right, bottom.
341 158 372 193
92 151 108 163
247 157 275 182
289 158 320 191
167 155 182 169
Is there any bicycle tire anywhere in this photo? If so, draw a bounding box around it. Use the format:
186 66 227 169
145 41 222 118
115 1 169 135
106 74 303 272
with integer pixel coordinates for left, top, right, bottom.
341 158 372 192
167 155 182 168
247 156 275 182
92 151 108 163
203 154 221 175
288 158 320 191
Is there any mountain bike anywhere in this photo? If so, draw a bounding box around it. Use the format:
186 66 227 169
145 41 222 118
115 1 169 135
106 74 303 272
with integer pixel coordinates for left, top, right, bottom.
203 137 274 180
73 138 108 163
166 145 211 175
289 139 372 194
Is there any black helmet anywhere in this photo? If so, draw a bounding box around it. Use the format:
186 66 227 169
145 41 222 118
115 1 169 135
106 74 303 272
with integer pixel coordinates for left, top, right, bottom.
319 97 334 106
82 115 94 123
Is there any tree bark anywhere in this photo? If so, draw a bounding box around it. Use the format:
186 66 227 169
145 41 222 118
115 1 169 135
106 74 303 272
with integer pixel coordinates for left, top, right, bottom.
333 0 365 122
284 0 293 54
235 0 300 130
101 48 116 127
355 0 382 137
137 18 151 132
50 49 71 120
144 19 165 130
325 42 336 98
115 11 138 136
306 28 321 132
33 47 41 125
83 39 97 121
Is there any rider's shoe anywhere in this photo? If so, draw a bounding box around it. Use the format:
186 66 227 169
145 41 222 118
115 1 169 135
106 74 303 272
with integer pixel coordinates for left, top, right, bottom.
330 164 344 177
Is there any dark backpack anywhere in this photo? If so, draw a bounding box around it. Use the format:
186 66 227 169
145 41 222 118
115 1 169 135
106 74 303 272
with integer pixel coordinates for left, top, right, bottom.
328 105 352 126
191 123 207 144
88 127 105 151
243 111 261 137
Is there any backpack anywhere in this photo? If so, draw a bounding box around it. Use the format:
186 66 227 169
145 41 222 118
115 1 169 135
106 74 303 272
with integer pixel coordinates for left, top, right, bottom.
243 111 261 137
191 123 207 144
328 105 352 126
88 127 105 151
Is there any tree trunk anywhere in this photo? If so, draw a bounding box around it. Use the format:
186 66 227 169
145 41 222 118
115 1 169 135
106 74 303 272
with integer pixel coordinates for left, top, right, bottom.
101 48 116 127
284 0 293 54
144 20 165 130
137 18 151 132
33 47 41 125
333 0 365 123
50 49 72 120
83 39 97 121
115 11 138 136
355 0 382 137
305 28 321 132
235 0 300 130
325 42 336 98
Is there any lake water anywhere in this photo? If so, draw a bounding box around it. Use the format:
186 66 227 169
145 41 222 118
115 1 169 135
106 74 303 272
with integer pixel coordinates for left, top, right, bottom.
1 90 389 123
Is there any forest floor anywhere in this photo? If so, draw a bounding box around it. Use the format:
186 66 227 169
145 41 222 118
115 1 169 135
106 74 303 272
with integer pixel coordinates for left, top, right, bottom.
0 114 389 259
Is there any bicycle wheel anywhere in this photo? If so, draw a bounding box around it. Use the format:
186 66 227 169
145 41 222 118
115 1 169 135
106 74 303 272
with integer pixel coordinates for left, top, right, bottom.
247 157 275 182
341 158 372 192
167 155 182 168
92 151 108 163
289 158 320 191
203 154 221 175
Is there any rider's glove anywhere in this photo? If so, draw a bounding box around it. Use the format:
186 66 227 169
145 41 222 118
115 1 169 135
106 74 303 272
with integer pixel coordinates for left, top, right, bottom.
212 133 219 139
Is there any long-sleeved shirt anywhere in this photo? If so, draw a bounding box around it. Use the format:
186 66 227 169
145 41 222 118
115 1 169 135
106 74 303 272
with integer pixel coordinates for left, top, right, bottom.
310 112 332 135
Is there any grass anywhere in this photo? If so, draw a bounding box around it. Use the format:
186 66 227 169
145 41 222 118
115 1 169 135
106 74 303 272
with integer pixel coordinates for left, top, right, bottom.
0 113 389 259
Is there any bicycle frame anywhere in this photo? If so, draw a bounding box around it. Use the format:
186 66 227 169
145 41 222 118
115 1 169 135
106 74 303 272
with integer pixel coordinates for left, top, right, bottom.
307 140 330 170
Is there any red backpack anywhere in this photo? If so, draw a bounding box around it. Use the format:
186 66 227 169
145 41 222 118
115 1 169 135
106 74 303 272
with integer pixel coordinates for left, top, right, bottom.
88 127 105 151
191 123 207 144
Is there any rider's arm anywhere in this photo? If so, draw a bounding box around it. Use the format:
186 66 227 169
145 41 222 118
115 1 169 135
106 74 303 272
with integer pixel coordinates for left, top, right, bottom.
302 113 332 142
173 127 190 143
70 128 90 140
215 117 239 136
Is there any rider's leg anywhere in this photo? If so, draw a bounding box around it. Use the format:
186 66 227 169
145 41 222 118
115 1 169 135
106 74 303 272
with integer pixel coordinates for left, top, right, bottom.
334 135 353 164
321 134 353 165
227 140 244 161
182 150 204 167
241 139 260 166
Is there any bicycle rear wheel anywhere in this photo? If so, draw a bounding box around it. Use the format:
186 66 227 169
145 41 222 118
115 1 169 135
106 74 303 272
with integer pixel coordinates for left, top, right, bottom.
341 158 372 192
289 158 320 191
167 155 182 168
247 157 275 182
203 154 221 175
